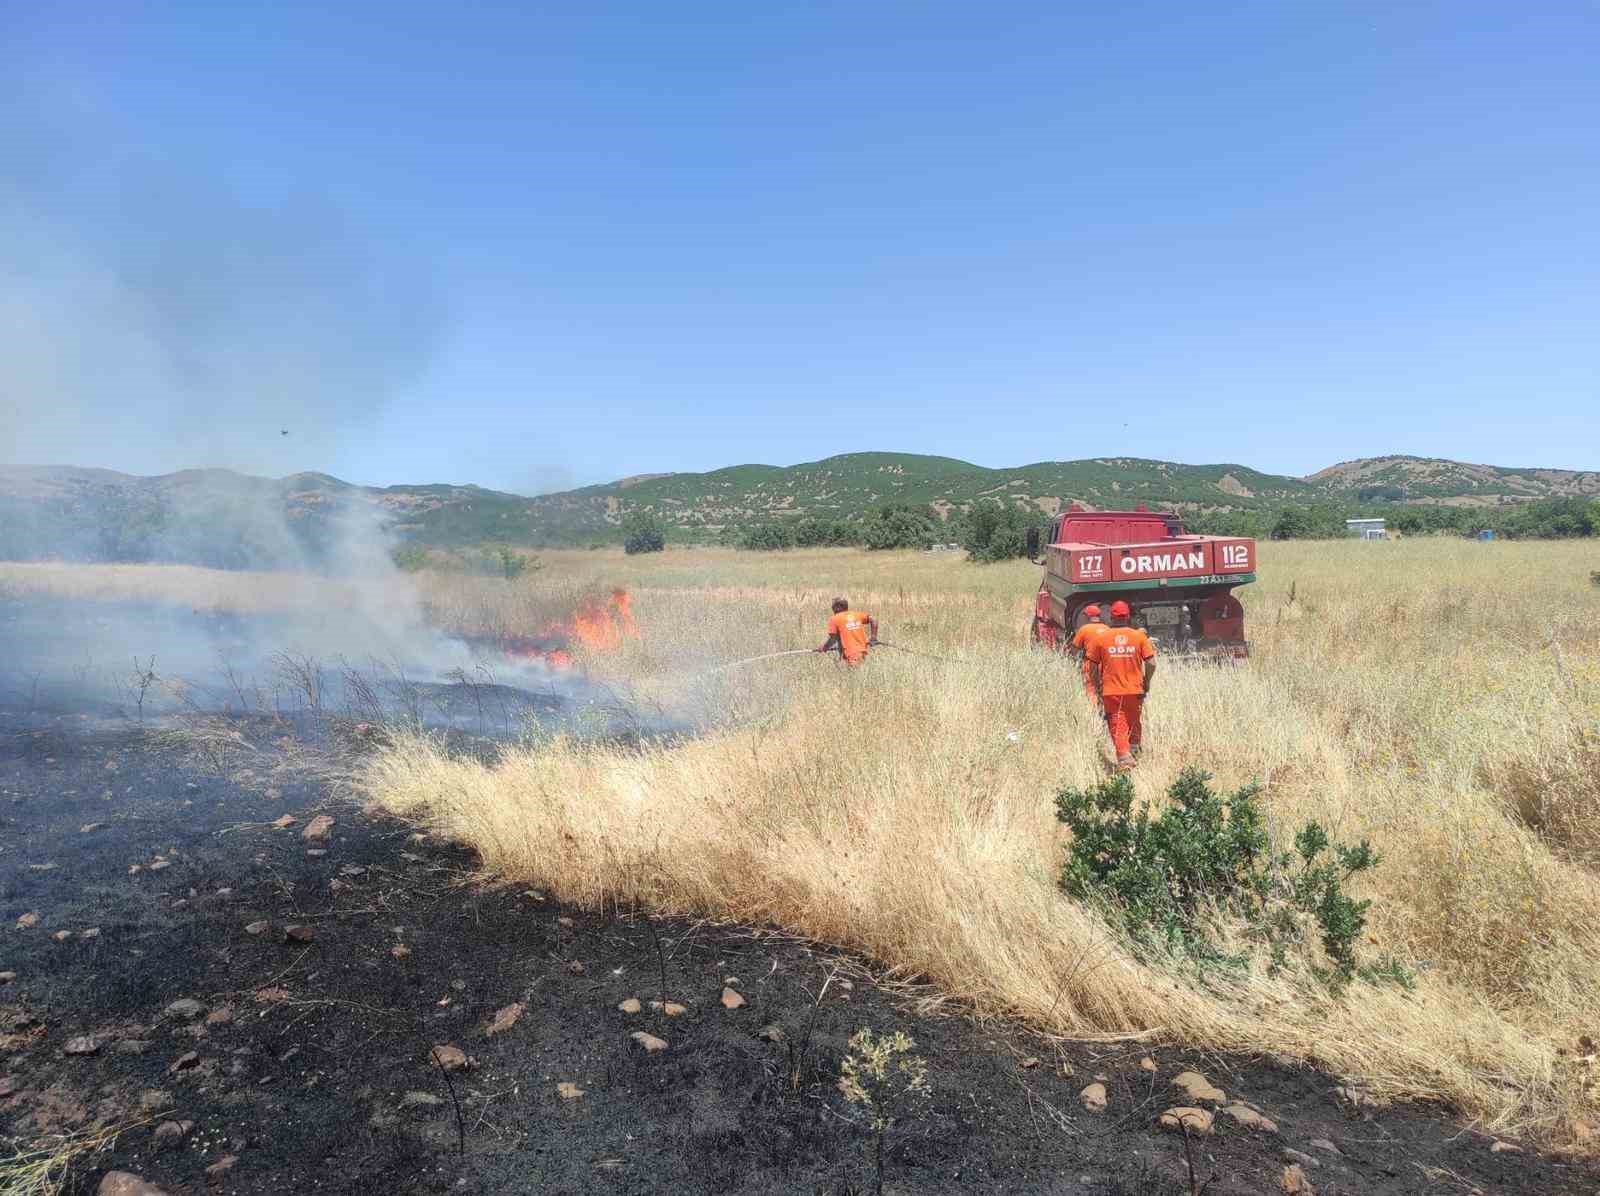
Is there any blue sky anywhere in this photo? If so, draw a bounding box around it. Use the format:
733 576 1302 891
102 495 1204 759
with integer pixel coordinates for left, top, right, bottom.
4 2 1596 490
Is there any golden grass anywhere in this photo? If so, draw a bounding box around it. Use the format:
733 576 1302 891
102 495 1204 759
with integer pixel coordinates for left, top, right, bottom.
365 540 1600 1142
11 543 1600 1139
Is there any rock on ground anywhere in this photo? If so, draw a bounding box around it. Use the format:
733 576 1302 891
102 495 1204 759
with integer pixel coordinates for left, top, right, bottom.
1159 1106 1214 1135
1171 1070 1226 1103
98 1174 172 1196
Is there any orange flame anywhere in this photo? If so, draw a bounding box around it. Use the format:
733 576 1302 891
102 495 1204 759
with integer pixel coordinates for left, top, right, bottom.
514 589 639 668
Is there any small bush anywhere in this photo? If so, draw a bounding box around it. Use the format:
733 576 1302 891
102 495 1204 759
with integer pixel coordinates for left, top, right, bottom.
838 1028 930 1195
391 544 430 572
622 513 666 555
1055 767 1403 985
738 523 796 551
494 546 533 580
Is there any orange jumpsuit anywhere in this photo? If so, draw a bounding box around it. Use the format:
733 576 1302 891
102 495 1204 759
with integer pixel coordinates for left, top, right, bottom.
1069 619 1108 700
826 610 874 665
1087 627 1156 762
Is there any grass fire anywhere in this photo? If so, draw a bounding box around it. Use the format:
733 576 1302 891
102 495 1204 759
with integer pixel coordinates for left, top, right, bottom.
3 540 1599 1195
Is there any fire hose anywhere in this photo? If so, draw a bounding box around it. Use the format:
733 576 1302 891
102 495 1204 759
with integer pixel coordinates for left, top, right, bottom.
697 641 962 675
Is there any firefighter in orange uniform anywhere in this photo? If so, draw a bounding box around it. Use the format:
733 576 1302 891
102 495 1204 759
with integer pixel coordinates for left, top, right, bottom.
816 598 878 665
1069 604 1107 700
1086 600 1156 770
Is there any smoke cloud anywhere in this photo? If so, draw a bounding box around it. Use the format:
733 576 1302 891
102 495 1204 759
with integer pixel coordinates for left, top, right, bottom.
1 80 442 478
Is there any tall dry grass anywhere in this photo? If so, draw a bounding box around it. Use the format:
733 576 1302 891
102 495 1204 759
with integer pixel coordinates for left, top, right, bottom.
362 540 1600 1141
11 544 1600 1137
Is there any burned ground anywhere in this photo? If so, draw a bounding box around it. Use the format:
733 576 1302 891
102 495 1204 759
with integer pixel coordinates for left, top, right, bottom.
3 708 1596 1195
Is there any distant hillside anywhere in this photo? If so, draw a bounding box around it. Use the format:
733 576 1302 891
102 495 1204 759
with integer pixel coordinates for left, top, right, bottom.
1 451 1595 564
1307 455 1600 505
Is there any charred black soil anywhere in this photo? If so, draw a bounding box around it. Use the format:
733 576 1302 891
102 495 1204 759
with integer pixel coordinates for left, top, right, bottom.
3 706 1594 1195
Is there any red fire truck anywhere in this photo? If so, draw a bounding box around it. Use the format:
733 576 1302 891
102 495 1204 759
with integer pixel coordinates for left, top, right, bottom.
1026 505 1256 658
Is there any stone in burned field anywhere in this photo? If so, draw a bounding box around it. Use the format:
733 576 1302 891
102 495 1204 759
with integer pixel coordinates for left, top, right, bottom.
430 1044 472 1071
631 1031 669 1053
81 822 104 833
1280 1163 1315 1194
557 1081 584 1100
649 1000 688 1017
0 971 15 983
720 987 746 1010
64 1035 101 1056
401 1091 443 1108
756 1024 784 1043
139 1090 174 1112
15 912 39 929
53 930 73 942
1308 1138 1342 1155
1079 1082 1108 1112
1171 1070 1225 1103
1139 1056 1158 1073
0 1076 14 1098
153 1119 194 1148
301 815 335 841
1158 1107 1213 1135
205 1155 239 1180
205 1007 235 1028
168 1051 200 1074
283 924 314 943
486 1003 525 1035
1490 1140 1522 1154
245 920 270 936
1222 1102 1278 1132
617 998 642 1015
271 815 297 829
81 927 100 939
390 944 412 960
1333 1085 1389 1111
98 1175 173 1196
566 960 586 976
165 998 206 1020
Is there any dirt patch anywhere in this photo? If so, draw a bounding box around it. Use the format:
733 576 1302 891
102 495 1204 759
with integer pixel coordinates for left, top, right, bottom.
2 710 1595 1194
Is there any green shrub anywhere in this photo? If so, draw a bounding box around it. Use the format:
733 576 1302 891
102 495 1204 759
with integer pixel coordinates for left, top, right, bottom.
738 522 795 551
494 546 532 580
1054 767 1404 986
957 499 1048 562
391 544 430 572
863 504 937 550
622 512 666 554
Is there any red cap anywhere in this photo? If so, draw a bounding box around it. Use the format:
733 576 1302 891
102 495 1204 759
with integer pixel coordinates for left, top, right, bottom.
1082 604 1101 618
1109 600 1131 618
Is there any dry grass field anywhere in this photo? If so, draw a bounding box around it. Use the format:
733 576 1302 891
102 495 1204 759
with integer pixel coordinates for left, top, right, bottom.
7 541 1600 1144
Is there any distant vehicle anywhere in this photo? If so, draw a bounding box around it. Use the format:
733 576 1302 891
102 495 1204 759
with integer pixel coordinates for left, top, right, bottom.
1025 504 1256 658
1346 517 1388 540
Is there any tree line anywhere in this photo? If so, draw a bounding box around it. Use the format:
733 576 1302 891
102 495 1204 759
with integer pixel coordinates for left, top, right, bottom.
618 495 1600 558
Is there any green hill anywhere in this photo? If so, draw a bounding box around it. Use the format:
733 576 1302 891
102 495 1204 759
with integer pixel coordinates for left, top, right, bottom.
1 452 1595 564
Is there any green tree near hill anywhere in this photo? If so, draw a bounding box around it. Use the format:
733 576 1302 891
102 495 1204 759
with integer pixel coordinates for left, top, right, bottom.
792 516 858 547
622 512 666 554
958 500 1049 562
863 504 939 550
739 522 796 551
1270 503 1345 540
